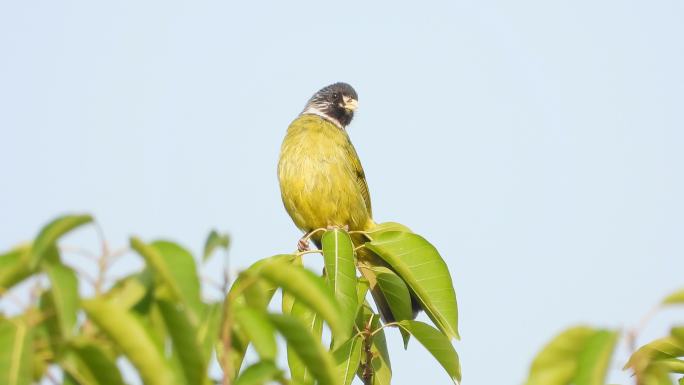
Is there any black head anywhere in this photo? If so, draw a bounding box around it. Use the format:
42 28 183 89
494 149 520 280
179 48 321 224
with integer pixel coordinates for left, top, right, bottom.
302 82 359 128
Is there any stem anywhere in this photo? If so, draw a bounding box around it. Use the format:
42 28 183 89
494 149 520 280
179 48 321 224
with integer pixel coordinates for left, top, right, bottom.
296 249 323 257
626 304 661 354
370 321 399 337
361 314 375 385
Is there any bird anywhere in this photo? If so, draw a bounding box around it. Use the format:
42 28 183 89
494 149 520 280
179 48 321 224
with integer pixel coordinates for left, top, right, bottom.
277 82 421 322
277 82 372 250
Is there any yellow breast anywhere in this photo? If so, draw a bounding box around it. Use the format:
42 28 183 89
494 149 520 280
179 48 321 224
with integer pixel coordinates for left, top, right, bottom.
278 115 373 234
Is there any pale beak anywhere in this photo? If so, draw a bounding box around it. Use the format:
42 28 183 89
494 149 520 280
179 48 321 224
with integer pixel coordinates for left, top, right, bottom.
342 97 358 111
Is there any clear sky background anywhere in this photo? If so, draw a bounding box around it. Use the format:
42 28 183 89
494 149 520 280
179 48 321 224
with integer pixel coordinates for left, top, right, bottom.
1 1 683 384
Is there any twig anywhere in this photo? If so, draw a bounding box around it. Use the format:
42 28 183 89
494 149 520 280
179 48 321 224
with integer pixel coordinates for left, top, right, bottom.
296 249 323 257
59 245 98 261
361 313 376 385
626 304 661 354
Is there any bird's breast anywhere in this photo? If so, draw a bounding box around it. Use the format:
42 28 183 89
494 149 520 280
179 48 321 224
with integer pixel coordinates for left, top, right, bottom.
278 116 369 232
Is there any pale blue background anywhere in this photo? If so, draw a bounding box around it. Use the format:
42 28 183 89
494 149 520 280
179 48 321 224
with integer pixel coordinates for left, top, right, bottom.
1 1 683 384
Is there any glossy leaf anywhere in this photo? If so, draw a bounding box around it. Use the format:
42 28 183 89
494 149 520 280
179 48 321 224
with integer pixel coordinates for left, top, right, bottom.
369 265 414 346
31 214 93 268
203 230 230 262
663 290 684 305
255 259 346 337
43 262 79 339
61 341 126 385
0 317 33 385
157 299 207 385
269 314 339 385
233 305 277 361
82 298 177 385
321 229 358 345
366 231 459 339
234 361 281 385
333 336 363 385
397 320 461 383
365 222 413 239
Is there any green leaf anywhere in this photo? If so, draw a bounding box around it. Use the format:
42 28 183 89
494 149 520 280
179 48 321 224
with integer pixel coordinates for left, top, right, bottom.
131 237 183 298
269 313 339 385
663 289 684 305
233 305 277 361
31 214 93 268
43 262 79 339
255 259 346 338
234 361 281 385
574 330 619 385
61 340 126 385
228 254 293 308
287 299 324 385
103 273 152 310
0 245 33 292
364 265 413 347
82 298 177 385
203 230 230 262
626 336 684 374
198 303 222 364
356 278 370 308
397 320 461 383
151 240 203 319
130 238 203 321
365 231 459 339
366 222 413 239
526 326 615 385
333 336 363 385
651 358 684 374
157 299 207 385
0 317 33 385
321 229 358 346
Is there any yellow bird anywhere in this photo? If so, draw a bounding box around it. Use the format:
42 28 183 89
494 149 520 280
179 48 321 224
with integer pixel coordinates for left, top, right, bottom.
278 82 373 250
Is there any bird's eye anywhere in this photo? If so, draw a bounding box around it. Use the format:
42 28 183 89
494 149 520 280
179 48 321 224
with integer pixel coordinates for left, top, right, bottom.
332 93 339 100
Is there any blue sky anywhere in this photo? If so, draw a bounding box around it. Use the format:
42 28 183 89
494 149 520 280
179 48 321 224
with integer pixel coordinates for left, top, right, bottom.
1 1 683 384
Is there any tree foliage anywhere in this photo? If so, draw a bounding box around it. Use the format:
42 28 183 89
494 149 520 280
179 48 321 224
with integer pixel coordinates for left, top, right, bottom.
2 214 682 385
0 214 461 385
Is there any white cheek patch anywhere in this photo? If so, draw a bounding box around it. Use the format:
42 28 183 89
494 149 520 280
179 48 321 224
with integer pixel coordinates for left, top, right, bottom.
301 106 343 129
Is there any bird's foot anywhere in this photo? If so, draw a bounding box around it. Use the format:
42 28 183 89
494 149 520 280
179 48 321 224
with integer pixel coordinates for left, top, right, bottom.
297 237 310 252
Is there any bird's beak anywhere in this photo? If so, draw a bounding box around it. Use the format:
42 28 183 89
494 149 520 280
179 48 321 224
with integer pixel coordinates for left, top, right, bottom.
343 97 358 111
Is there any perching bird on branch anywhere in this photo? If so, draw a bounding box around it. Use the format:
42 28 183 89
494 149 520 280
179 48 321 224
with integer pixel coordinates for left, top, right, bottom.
277 82 421 322
277 82 371 250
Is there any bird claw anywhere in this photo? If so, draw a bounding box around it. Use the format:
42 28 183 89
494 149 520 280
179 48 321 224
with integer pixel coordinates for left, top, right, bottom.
297 238 310 252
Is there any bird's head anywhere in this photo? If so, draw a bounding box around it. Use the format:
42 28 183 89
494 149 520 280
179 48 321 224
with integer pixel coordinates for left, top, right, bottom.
302 82 358 128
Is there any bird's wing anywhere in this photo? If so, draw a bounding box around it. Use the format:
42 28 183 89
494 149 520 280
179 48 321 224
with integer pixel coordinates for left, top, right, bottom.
345 137 372 217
